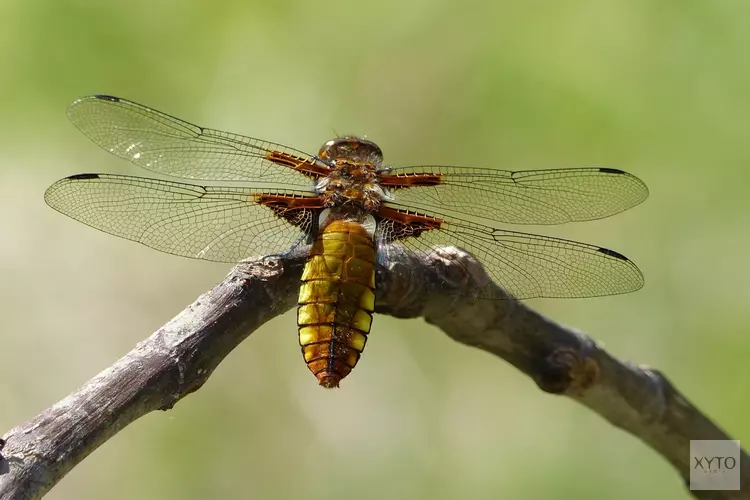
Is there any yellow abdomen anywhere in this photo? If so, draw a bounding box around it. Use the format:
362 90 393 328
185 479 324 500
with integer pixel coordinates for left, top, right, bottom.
297 219 376 388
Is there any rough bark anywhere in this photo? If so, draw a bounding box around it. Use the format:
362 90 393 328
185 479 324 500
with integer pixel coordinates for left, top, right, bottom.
1 248 746 499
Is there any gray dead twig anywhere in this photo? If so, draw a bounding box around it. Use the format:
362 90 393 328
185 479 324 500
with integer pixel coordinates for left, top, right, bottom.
0 249 746 499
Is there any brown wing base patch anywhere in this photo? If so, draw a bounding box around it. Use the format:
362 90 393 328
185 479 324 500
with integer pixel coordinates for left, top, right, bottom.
378 173 442 188
253 194 325 227
377 205 443 239
265 150 332 178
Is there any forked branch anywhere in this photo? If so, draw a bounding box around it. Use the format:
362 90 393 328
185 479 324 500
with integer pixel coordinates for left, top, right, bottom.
0 249 746 499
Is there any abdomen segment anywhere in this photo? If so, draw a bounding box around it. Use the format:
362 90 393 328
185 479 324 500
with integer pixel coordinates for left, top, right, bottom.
297 219 376 388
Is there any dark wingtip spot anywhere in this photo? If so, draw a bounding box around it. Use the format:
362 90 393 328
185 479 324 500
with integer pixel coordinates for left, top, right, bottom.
598 247 628 260
93 94 120 102
598 167 626 175
68 173 100 180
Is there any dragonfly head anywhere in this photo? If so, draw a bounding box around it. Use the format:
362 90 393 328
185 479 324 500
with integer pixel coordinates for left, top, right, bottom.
319 136 383 166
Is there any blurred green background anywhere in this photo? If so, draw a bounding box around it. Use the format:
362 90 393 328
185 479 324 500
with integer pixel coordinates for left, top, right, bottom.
1 0 749 498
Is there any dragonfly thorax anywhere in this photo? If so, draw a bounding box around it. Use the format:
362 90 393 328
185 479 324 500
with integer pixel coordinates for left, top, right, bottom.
316 137 388 212
316 162 387 212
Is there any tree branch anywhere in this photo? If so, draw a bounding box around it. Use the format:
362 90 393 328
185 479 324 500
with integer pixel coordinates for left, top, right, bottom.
1 249 746 499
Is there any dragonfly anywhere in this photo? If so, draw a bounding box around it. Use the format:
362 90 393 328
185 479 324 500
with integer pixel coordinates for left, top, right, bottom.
45 95 648 388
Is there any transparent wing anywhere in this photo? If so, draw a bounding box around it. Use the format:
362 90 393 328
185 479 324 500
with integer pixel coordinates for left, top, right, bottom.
382 166 648 225
378 206 644 300
67 95 321 185
44 174 319 262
